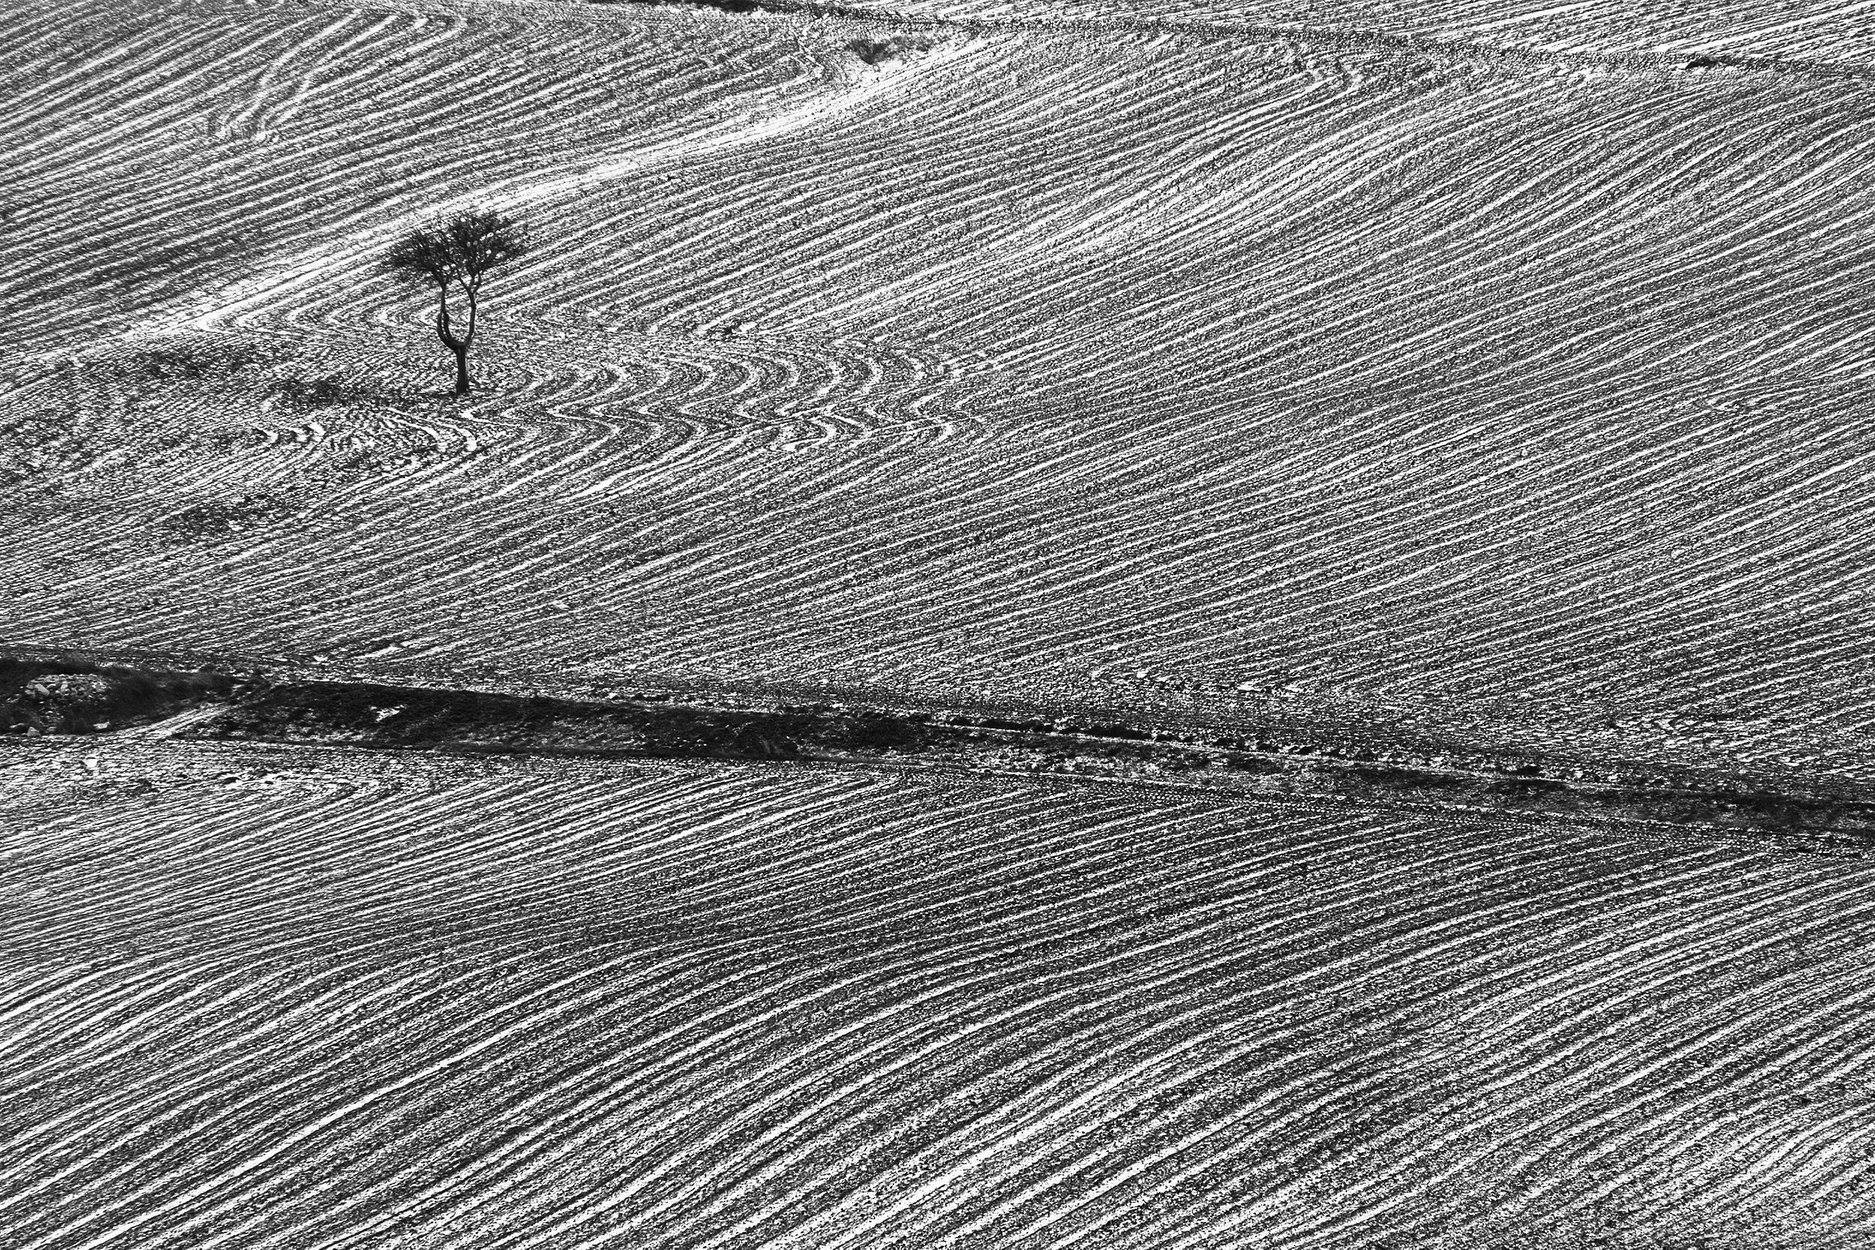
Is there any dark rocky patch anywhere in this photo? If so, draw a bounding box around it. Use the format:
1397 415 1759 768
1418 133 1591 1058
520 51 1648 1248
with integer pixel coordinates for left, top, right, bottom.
264 376 375 409
847 35 934 64
0 657 233 735
158 490 297 540
188 679 932 760
103 343 263 382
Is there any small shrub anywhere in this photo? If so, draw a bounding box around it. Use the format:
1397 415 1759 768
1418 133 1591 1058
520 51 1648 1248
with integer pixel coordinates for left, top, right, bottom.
160 490 296 539
266 376 369 408
848 35 933 66
115 343 261 381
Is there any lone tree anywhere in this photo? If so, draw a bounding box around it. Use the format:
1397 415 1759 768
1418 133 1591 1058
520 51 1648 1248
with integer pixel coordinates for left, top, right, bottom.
384 208 531 395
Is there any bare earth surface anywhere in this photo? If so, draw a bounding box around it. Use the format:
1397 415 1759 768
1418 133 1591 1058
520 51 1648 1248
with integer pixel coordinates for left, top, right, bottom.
8 738 1875 1249
7 0 1875 775
6 0 1875 1244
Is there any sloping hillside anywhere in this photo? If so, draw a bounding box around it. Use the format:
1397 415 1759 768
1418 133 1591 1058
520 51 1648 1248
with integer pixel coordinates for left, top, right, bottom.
7 1 1875 1244
6 0 1875 776
869 0 1875 63
7 737 1875 1249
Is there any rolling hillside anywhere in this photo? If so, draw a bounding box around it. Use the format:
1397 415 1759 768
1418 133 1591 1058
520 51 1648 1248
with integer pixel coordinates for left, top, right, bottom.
7 0 1875 777
7 0 1875 1244
877 0 1875 63
7 737 1875 1248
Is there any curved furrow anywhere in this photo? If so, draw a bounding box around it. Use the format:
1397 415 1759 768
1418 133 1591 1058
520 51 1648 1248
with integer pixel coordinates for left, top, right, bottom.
11 820 1140 1229
1003 871 1869 1245
491 819 1581 1248
7 783 1080 1131
862 0 1875 63
748 842 1821 1249
1234 893 1875 1245
566 824 1672 1244
1502 992 1875 1231
189 34 945 346
637 845 1699 1249
7 775 1500 1199
10 739 1875 1244
2 2 828 356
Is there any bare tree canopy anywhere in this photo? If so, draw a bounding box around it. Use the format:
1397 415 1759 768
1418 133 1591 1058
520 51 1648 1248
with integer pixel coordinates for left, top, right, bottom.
384 208 531 395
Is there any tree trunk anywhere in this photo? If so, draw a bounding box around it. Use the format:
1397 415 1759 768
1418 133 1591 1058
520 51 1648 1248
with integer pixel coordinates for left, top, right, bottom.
435 283 473 396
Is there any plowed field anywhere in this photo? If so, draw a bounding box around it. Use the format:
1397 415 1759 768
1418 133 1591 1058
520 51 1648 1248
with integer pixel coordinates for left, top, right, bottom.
7 740 1875 1248
6 0 1875 1244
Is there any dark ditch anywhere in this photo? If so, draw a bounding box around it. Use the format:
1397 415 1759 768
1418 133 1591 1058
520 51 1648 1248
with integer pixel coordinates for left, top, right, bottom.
9 656 1874 852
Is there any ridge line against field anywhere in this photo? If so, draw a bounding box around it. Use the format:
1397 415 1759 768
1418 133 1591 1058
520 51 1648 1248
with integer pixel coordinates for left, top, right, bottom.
8 651 1875 854
259 0 1875 82
533 0 1875 82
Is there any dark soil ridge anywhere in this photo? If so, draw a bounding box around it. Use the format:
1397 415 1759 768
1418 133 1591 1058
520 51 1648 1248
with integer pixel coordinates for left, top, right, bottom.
8 653 1870 853
581 0 1875 83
